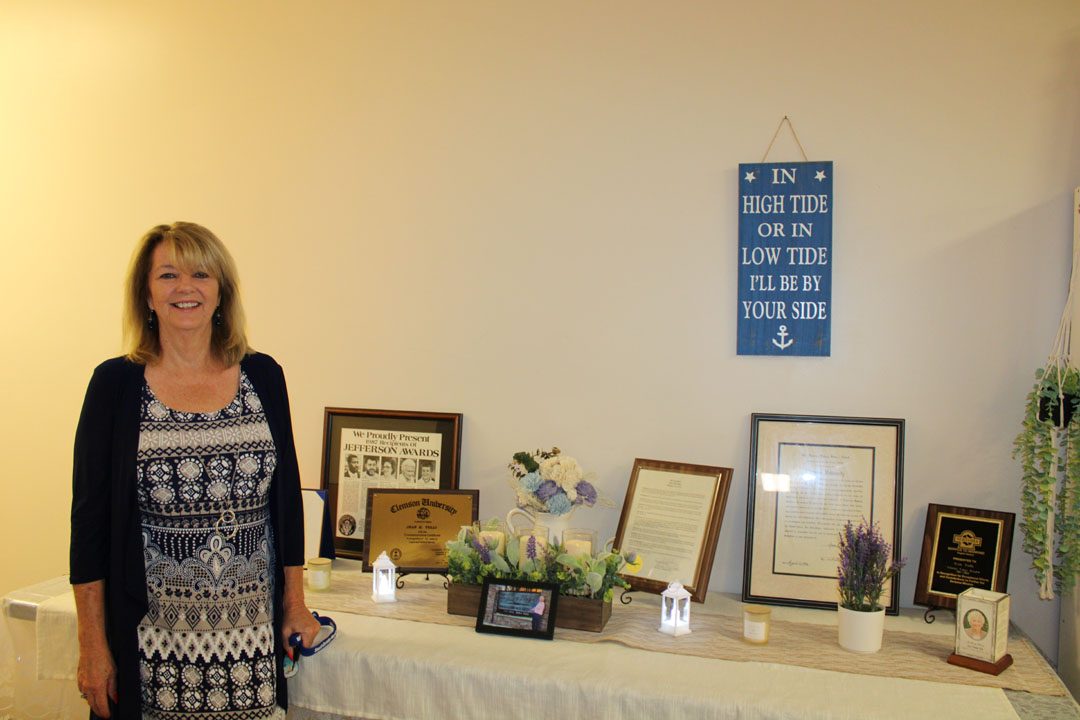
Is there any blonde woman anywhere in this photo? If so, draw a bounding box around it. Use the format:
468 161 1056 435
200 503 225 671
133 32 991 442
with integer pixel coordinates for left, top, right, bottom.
70 222 320 719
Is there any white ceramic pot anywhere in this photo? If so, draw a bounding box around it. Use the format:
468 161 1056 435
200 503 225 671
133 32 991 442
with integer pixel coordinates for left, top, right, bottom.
837 606 885 653
505 508 575 545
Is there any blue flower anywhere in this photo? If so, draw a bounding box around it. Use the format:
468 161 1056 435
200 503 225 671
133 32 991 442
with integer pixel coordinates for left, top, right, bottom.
526 535 538 560
575 480 598 506
520 472 542 492
546 493 572 515
535 480 559 500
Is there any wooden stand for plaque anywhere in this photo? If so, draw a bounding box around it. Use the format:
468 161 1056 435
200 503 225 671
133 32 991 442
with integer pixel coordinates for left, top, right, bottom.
947 652 1014 676
447 582 611 632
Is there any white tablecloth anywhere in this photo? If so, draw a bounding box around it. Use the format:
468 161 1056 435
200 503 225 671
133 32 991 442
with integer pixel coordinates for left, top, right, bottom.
293 598 1020 720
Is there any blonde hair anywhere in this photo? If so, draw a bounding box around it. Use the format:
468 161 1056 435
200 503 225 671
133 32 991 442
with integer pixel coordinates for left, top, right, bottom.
123 222 249 366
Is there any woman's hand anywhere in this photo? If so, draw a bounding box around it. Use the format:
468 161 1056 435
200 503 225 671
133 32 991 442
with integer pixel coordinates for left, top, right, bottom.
77 642 118 718
73 580 117 717
281 565 321 657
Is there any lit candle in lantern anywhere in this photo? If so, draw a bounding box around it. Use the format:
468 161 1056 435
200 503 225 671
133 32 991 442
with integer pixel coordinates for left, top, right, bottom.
372 551 397 603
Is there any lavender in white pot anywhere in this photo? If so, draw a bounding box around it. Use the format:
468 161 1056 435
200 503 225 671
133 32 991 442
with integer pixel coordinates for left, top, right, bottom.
836 520 905 653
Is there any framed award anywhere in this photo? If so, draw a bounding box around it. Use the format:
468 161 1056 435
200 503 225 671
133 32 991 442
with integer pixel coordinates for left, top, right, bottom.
914 503 1015 610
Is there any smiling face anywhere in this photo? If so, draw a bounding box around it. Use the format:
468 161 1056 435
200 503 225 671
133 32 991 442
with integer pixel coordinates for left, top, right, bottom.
400 459 417 481
968 611 986 633
146 242 220 337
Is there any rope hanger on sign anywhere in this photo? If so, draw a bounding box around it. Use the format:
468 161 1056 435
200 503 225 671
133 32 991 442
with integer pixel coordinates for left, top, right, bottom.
761 116 809 163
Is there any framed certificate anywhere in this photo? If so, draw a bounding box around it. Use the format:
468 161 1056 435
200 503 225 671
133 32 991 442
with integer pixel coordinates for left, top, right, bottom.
362 488 478 572
320 407 462 559
742 413 905 614
914 504 1015 610
612 458 733 602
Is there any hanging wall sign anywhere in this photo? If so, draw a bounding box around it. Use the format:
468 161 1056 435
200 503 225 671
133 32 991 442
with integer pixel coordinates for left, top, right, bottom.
737 161 833 356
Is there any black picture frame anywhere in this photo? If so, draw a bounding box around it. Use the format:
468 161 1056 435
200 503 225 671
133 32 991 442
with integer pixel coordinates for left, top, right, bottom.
743 413 905 615
320 407 462 559
475 578 558 640
913 503 1015 611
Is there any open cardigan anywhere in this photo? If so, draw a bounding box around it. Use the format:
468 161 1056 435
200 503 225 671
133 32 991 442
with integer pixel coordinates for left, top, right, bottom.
69 352 305 719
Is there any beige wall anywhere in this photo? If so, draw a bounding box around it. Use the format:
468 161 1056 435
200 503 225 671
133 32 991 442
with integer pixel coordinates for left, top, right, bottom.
1 1 1077 660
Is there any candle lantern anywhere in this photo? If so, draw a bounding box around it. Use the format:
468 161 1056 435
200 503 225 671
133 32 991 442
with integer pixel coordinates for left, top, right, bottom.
659 581 692 636
372 551 397 603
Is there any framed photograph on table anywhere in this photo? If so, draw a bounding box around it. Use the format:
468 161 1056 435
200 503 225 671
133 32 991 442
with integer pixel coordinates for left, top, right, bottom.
476 578 558 640
612 458 733 602
742 413 905 614
914 504 1015 611
320 407 462 559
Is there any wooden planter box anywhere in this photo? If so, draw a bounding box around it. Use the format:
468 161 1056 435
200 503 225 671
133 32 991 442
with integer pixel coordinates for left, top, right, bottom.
447 582 612 632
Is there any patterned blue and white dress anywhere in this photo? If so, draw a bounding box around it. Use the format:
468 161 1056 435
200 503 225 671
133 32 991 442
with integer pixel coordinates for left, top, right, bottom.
136 371 282 719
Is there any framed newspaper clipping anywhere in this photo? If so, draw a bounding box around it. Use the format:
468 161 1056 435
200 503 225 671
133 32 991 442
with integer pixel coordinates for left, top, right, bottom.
320 407 462 559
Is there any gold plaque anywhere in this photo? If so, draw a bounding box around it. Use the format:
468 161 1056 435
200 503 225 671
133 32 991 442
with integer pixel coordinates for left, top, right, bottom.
362 488 479 572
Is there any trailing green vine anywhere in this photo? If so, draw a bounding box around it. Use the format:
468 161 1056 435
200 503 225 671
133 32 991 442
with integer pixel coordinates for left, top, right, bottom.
1013 365 1080 599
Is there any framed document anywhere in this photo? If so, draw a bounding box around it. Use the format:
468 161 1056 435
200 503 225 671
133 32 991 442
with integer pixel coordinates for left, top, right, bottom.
362 488 478 572
743 413 904 614
914 504 1014 610
476 579 558 640
612 458 733 602
320 407 462 559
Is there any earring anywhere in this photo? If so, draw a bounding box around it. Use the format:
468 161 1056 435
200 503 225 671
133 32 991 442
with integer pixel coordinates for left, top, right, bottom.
148 309 157 331
213 307 223 327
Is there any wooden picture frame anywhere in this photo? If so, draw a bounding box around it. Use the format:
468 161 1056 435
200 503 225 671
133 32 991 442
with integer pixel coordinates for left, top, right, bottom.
914 503 1015 611
319 407 462 559
362 488 478 573
743 413 905 614
612 458 733 602
476 578 558 640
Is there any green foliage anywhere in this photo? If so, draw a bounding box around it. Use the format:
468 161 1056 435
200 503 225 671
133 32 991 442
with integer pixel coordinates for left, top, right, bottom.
446 526 631 600
1013 365 1080 597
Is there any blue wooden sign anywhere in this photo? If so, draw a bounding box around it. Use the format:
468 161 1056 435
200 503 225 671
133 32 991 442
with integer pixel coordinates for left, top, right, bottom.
737 161 833 356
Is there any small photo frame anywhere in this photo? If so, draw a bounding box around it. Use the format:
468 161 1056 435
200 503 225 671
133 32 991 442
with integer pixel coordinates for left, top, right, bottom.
948 588 1013 675
320 407 462 559
476 579 558 640
612 459 733 602
913 504 1015 611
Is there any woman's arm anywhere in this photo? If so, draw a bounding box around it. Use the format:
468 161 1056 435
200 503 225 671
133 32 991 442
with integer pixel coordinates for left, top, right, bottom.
73 580 117 718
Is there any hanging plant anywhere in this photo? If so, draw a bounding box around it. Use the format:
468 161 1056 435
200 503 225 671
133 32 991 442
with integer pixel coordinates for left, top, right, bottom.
1014 365 1080 600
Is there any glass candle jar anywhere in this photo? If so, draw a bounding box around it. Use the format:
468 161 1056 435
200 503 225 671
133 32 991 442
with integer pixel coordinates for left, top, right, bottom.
307 557 332 591
743 604 771 644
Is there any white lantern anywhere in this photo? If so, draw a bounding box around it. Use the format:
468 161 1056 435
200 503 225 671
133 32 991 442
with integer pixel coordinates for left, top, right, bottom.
372 551 397 603
659 581 692 636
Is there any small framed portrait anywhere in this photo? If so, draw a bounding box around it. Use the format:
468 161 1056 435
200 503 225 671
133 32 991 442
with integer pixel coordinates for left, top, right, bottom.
475 579 558 640
948 588 1013 674
320 407 462 559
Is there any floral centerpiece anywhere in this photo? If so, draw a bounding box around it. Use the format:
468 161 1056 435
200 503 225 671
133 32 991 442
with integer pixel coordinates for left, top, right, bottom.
508 447 606 515
836 519 905 653
446 520 638 603
837 519 905 612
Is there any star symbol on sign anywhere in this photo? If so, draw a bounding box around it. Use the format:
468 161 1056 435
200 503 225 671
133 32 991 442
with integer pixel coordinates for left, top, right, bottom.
744 171 756 182
814 170 827 181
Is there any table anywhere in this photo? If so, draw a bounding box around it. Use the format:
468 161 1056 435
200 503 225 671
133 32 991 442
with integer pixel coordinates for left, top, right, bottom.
4 565 1078 720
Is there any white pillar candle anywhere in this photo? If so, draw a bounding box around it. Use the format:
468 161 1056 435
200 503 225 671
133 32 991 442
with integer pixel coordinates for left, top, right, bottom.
563 539 592 558
518 534 548 569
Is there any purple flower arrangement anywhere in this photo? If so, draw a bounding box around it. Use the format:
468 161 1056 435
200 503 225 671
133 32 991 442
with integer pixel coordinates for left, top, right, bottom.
837 520 905 612
508 447 605 516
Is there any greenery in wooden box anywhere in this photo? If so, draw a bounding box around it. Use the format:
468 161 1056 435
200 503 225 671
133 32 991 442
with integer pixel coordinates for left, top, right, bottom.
445 523 638 602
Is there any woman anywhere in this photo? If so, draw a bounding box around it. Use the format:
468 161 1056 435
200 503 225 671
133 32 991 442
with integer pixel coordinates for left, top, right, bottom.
70 222 321 719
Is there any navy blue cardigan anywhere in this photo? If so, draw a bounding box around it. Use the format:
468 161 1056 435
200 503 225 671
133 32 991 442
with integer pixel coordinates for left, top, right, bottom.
69 352 305 719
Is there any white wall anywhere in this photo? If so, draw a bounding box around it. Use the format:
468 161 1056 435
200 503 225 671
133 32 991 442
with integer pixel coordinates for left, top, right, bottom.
1 0 1077 661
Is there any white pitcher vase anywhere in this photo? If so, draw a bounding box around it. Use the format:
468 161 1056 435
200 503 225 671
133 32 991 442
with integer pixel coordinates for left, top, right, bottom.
505 507 576 546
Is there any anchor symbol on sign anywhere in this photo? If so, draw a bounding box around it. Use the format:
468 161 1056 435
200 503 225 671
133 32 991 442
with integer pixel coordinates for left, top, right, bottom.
772 325 793 350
